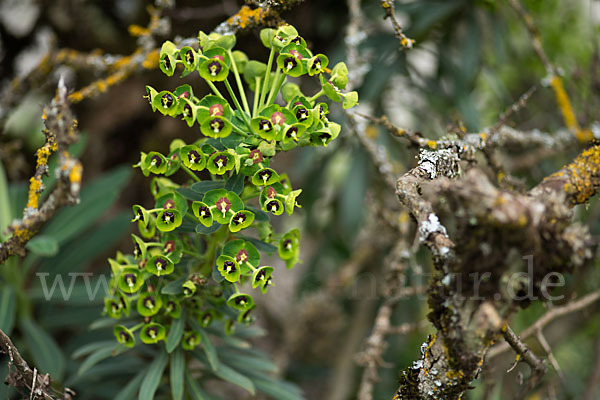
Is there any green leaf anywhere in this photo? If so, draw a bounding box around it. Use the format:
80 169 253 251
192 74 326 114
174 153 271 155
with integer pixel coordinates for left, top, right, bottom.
190 323 219 371
78 344 119 375
191 180 225 194
25 235 59 257
20 317 65 380
170 347 185 400
0 287 16 334
236 235 277 253
177 187 205 201
0 161 11 241
217 347 278 374
72 340 116 359
212 362 255 395
225 173 245 194
161 276 186 295
42 166 131 245
138 350 168 400
244 370 305 400
196 223 221 235
167 309 186 353
185 369 208 400
115 366 149 400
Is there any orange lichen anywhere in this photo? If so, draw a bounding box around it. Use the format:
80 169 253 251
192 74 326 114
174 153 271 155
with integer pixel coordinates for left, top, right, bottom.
426 140 437 149
365 124 378 139
142 50 159 70
550 75 592 143
128 24 150 37
560 145 600 205
227 5 263 29
69 162 83 184
26 177 43 209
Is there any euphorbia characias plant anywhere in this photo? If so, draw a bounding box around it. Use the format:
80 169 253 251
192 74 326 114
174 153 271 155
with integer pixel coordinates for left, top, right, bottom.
104 23 357 398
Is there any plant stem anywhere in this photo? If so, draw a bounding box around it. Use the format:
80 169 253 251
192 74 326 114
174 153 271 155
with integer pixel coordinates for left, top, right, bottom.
253 77 261 118
181 164 201 182
308 89 325 103
182 249 204 259
207 81 225 99
265 69 285 107
259 47 276 110
228 50 251 117
224 79 252 131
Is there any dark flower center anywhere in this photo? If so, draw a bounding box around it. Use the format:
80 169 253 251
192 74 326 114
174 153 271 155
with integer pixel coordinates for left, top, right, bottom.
183 104 192 117
210 118 225 133
110 302 119 313
188 150 201 164
146 327 158 338
267 200 280 212
203 314 212 324
197 205 210 218
166 301 175 311
161 93 173 108
133 243 141 257
151 155 162 167
187 334 197 345
311 57 322 71
233 212 246 225
258 119 273 131
162 211 175 223
258 169 272 183
224 260 236 273
208 60 222 76
213 155 228 169
183 287 192 295
285 126 299 140
284 57 297 71
120 331 132 342
185 50 194 65
155 258 167 270
162 55 171 70
144 297 155 309
296 108 308 120
124 273 137 287
164 199 175 209
283 239 293 250
235 296 247 305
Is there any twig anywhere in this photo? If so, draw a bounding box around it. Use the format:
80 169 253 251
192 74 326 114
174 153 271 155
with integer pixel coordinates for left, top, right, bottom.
535 330 565 383
491 86 537 134
0 329 73 399
487 289 600 359
0 78 82 264
380 0 414 49
501 326 546 399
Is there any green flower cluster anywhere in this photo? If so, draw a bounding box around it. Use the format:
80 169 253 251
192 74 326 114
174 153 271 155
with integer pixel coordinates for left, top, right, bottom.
104 24 357 351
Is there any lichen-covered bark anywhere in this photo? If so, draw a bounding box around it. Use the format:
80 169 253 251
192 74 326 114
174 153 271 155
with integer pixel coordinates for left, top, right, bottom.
392 145 597 399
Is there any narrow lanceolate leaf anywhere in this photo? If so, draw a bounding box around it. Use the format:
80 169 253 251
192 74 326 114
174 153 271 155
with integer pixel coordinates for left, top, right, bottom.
185 369 208 400
189 322 218 371
0 287 16 335
115 367 149 400
0 161 11 241
78 344 119 376
166 309 186 353
211 362 255 395
20 318 66 380
138 350 168 400
25 235 59 257
170 347 185 400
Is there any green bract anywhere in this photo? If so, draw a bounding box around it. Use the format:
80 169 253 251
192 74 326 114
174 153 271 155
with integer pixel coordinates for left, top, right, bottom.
114 325 135 348
106 23 357 368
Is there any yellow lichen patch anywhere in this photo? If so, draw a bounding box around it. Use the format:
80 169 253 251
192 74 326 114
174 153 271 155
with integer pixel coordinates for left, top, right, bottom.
128 24 150 37
365 124 378 139
69 162 83 184
550 75 592 143
142 50 159 70
14 228 34 241
426 140 437 149
562 145 600 205
479 132 488 141
228 5 263 29
27 177 43 209
68 91 85 103
96 80 108 93
445 369 464 380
